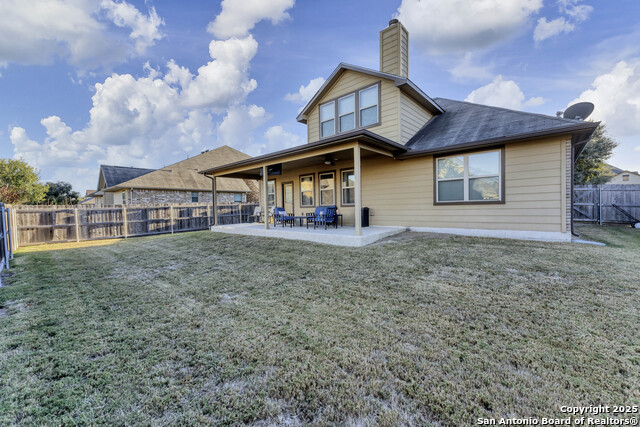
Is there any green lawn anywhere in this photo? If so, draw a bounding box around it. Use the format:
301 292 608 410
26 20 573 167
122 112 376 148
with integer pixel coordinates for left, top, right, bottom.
1 225 639 425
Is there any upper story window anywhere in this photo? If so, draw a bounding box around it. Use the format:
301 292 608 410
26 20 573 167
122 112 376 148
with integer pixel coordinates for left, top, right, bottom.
319 83 380 138
234 193 243 203
622 174 629 181
191 192 198 202
435 149 503 204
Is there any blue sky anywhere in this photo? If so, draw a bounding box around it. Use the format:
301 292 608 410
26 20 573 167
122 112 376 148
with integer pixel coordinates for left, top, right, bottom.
1 0 639 193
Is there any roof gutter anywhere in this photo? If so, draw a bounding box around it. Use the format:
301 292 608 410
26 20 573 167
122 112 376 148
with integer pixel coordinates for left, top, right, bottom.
200 129 408 176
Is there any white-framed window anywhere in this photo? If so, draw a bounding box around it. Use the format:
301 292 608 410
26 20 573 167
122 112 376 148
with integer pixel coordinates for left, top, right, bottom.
338 94 355 132
319 83 380 138
122 190 127 204
234 193 242 203
300 174 314 207
319 172 335 205
622 175 629 181
436 149 502 203
341 169 355 205
359 84 379 127
191 192 198 202
267 180 276 207
320 102 335 138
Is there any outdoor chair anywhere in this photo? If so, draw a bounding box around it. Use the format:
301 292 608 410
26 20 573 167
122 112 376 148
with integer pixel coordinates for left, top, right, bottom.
306 206 326 229
310 206 338 230
248 206 262 223
273 207 295 227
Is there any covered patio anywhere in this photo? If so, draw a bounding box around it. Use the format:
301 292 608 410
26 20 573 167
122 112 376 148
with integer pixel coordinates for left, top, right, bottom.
200 130 408 241
210 223 406 247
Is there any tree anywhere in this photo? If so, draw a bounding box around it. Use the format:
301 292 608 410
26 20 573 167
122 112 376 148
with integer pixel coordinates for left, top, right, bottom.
0 159 48 204
45 181 81 205
574 124 619 185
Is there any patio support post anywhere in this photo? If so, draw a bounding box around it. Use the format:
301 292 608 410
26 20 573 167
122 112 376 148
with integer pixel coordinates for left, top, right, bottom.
262 166 269 229
354 143 362 236
211 176 217 226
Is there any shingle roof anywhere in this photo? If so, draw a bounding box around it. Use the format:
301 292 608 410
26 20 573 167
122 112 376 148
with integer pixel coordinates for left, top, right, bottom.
100 165 155 188
403 98 598 154
106 146 251 193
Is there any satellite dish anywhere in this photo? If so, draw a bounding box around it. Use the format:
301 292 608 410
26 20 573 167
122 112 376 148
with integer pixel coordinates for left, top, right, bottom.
563 102 594 120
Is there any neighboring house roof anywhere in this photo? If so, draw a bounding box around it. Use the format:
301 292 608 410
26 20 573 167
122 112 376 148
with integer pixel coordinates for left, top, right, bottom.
296 63 444 123
100 165 155 188
104 145 252 193
606 164 624 175
402 98 598 156
614 170 640 177
85 189 96 196
78 197 95 205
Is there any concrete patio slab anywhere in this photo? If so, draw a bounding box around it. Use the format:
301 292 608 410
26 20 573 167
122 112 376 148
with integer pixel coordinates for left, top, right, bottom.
210 223 406 247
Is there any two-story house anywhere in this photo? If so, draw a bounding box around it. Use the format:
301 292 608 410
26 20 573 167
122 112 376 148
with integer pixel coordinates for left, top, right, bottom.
201 20 597 242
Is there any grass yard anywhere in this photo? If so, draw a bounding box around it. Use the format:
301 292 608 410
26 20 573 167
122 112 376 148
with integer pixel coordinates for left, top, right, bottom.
1 225 639 425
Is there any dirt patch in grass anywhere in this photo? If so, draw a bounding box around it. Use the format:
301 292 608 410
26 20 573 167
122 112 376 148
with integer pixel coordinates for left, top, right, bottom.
0 226 639 425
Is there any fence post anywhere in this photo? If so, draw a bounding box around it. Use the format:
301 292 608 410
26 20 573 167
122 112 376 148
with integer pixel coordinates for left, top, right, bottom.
74 208 80 242
122 205 128 238
2 205 9 270
598 185 603 226
170 205 174 234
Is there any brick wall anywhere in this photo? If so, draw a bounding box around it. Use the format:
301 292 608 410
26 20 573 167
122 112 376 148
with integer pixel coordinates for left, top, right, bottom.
129 189 246 204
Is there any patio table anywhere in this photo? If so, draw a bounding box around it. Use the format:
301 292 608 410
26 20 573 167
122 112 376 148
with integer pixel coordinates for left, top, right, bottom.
292 216 308 226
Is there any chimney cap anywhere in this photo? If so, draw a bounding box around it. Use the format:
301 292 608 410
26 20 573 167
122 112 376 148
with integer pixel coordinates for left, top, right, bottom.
388 18 399 26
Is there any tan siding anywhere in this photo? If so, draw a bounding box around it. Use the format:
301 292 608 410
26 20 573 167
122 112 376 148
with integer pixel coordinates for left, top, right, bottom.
307 70 400 144
264 162 356 225
380 29 400 76
399 92 432 144
361 137 567 232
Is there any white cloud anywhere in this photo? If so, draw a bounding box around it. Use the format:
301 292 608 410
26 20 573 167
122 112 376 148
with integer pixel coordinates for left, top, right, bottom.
101 0 164 54
262 126 303 152
570 60 640 137
558 0 593 22
0 0 164 69
534 0 592 43
9 0 299 192
465 75 546 110
180 36 259 111
395 0 543 54
533 17 575 42
216 104 271 153
284 77 325 104
448 53 494 81
207 0 295 39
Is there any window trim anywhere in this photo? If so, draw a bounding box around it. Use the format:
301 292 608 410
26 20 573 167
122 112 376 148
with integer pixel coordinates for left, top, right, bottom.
299 173 315 207
340 168 355 206
318 81 381 139
318 170 336 206
267 179 276 208
433 147 505 205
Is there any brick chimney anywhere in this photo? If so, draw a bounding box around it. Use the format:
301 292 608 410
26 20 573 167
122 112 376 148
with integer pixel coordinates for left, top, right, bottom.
380 19 409 78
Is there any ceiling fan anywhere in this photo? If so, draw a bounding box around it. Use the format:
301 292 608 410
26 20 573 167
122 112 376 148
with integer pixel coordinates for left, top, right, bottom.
323 155 338 166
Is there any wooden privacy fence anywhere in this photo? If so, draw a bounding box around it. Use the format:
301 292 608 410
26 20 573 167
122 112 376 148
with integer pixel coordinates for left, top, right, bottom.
573 184 640 224
8 202 259 250
1 203 13 286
